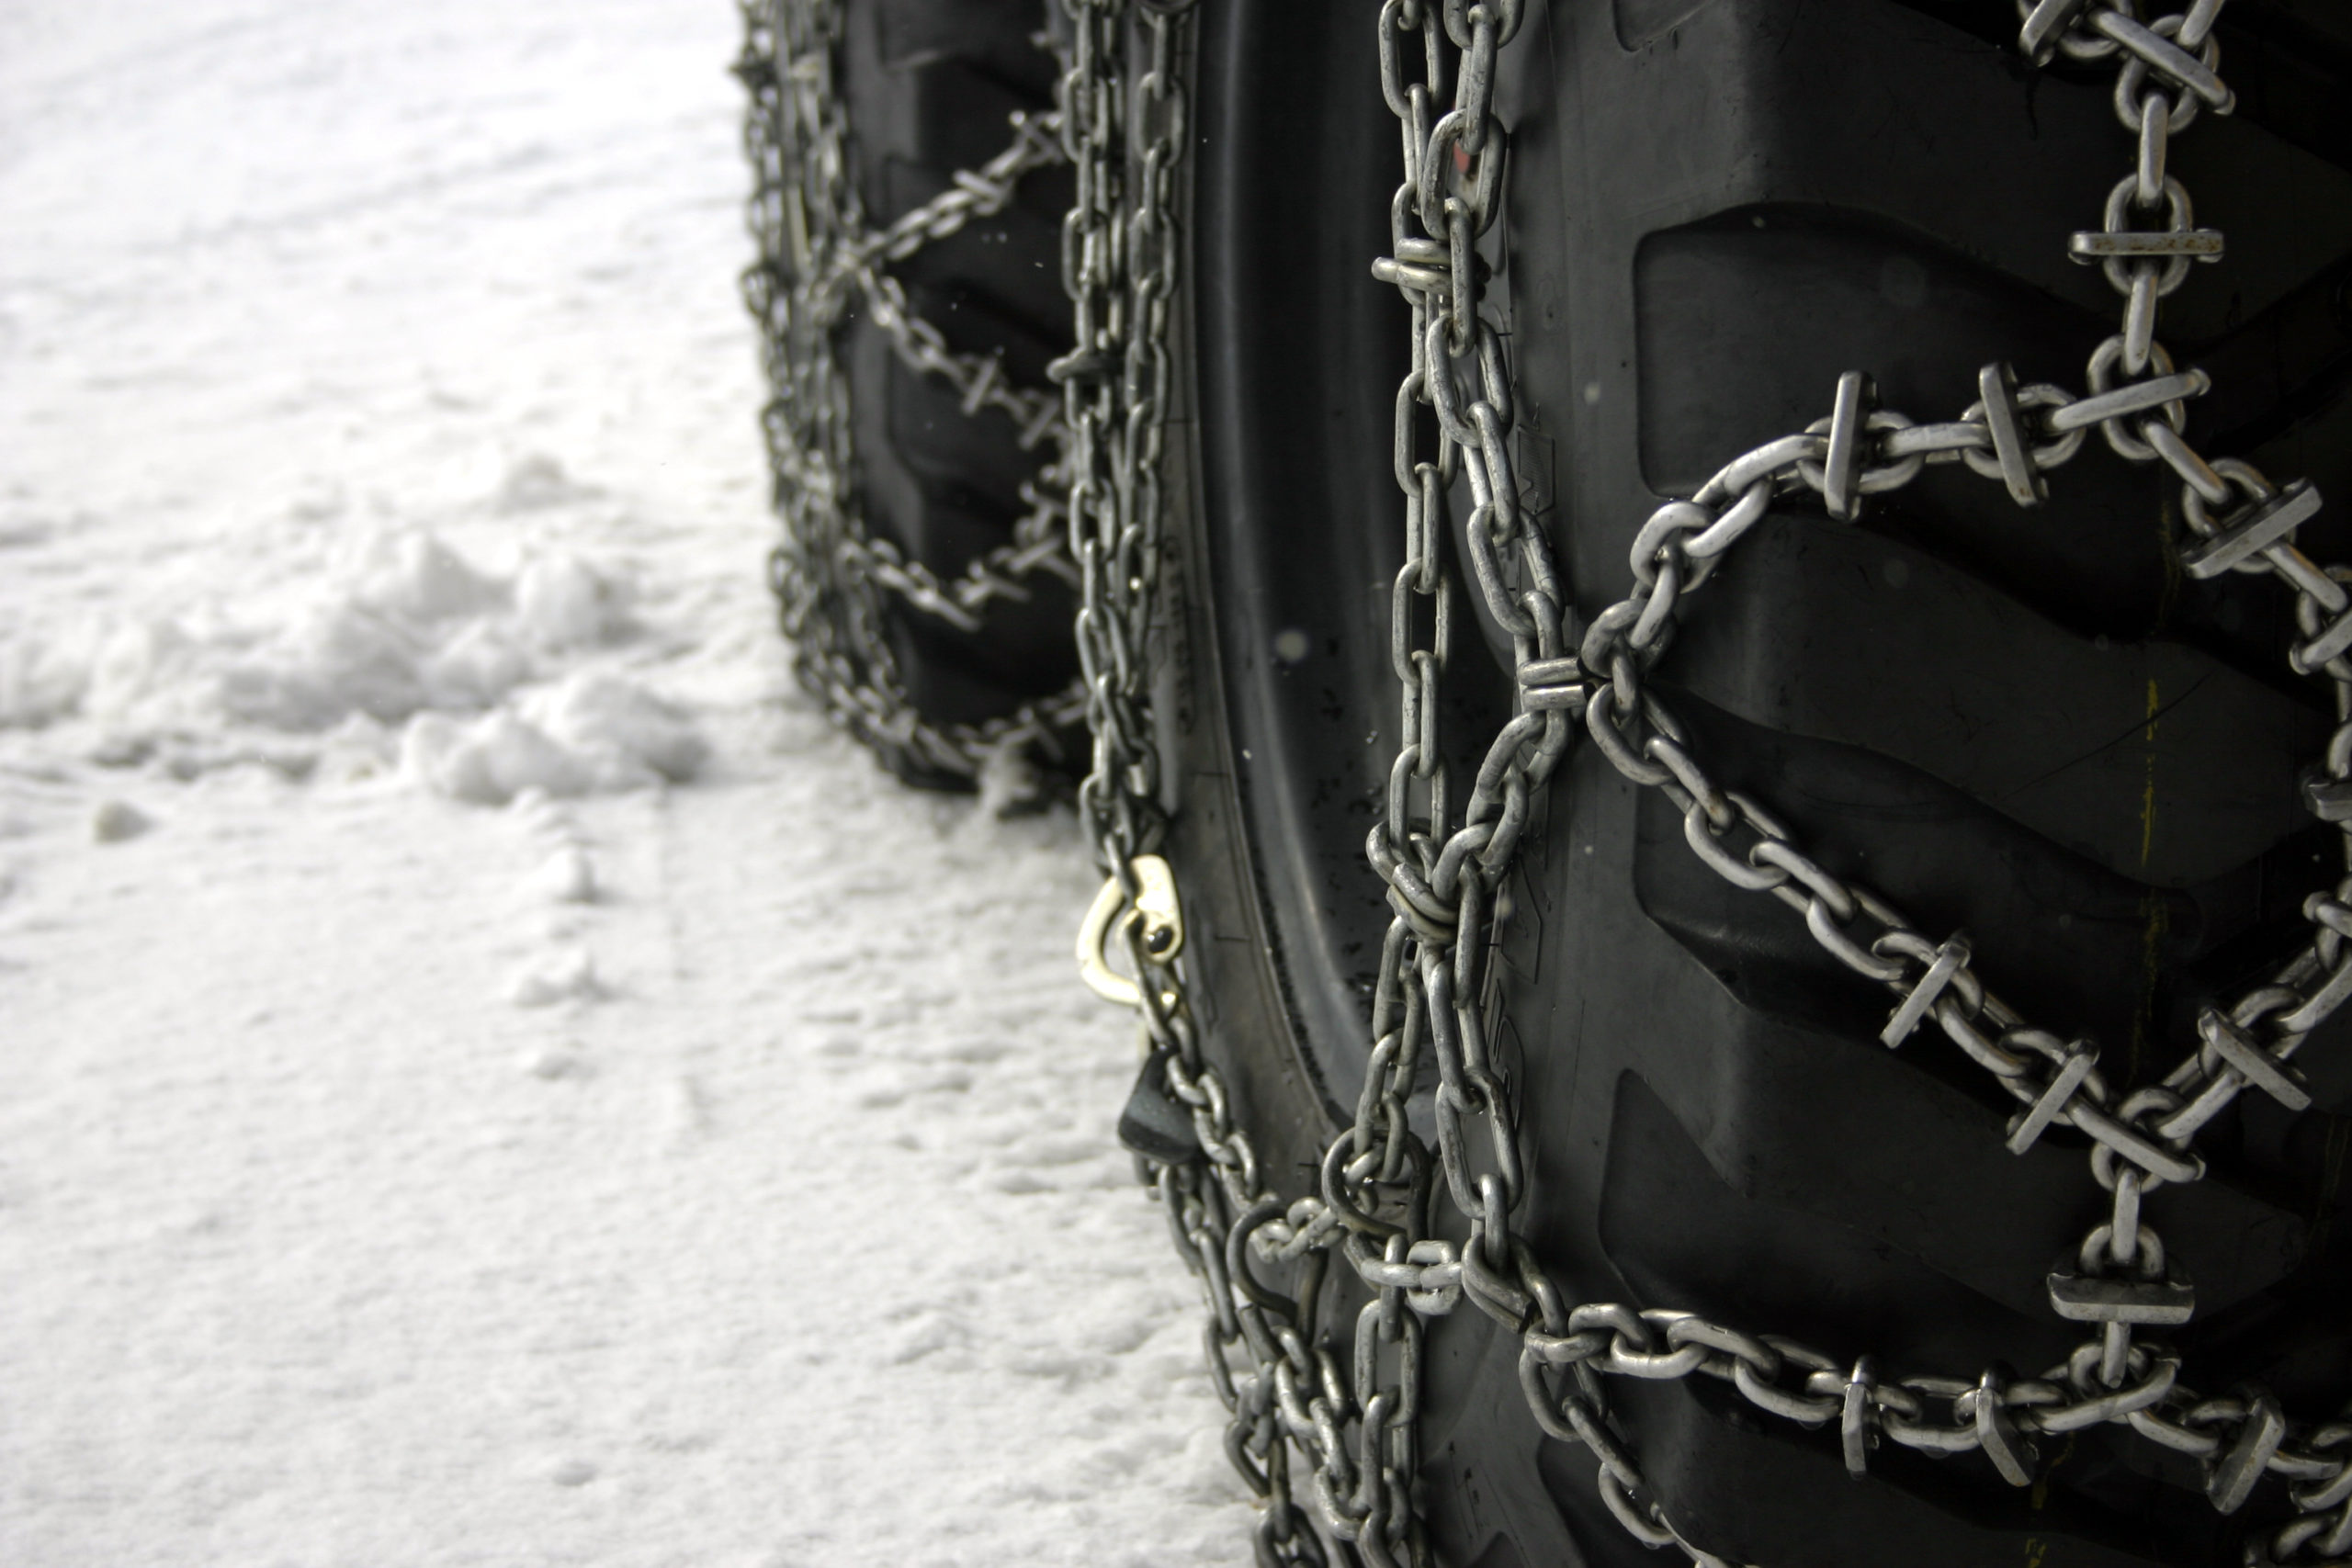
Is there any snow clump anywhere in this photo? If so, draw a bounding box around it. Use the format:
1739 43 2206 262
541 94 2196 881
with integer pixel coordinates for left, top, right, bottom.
401 671 706 806
0 521 702 804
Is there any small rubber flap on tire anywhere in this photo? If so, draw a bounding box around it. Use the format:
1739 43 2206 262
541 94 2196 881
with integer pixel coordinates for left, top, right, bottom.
1118 1049 1202 1164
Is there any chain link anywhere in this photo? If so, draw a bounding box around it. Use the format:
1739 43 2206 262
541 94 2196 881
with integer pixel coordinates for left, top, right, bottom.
735 0 1084 783
1074 0 2352 1562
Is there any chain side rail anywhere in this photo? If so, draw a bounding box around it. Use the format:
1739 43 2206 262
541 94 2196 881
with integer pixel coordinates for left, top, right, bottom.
734 0 1085 784
1057 1 1446 1562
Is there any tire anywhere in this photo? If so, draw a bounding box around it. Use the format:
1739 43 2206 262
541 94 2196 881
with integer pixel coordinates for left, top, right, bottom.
1160 4 2352 1565
740 0 1082 790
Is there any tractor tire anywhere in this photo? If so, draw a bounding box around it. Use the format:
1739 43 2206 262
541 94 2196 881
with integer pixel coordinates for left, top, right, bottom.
1159 3 2352 1565
741 0 1080 790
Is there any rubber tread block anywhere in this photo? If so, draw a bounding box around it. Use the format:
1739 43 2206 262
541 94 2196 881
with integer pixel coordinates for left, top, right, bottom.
1664 511 2327 886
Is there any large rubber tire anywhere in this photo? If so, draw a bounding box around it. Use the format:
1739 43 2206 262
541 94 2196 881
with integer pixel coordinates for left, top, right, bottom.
834 0 1079 784
1162 3 2352 1565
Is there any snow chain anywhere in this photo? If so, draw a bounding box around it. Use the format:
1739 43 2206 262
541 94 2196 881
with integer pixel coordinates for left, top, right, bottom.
1062 1 2352 1564
733 0 1085 783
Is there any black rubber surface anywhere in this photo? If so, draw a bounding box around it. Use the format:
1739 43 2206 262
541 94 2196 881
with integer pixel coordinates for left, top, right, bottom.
1163 3 2352 1565
835 0 1078 779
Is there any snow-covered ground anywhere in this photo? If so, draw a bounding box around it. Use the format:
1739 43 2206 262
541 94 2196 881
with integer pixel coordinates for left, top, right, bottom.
0 2 1253 1562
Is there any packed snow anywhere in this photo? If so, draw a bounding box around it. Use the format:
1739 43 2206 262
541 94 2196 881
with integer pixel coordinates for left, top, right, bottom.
0 1 1256 1562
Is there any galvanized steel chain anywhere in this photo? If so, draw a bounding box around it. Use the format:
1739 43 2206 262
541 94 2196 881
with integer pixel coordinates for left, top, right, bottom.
1396 1 2352 1562
1361 0 1706 1558
1056 3 1349 1564
1348 0 1580 1560
1078 0 2351 1563
1060 1 1488 1561
734 0 1083 782
1098 4 1559 1563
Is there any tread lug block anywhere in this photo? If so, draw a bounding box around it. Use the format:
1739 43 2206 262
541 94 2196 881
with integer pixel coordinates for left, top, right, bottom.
849 318 1035 512
875 0 1057 99
884 253 1072 388
1665 515 2328 887
886 58 1048 180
